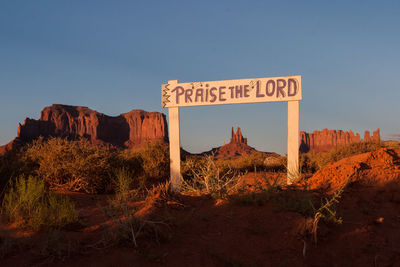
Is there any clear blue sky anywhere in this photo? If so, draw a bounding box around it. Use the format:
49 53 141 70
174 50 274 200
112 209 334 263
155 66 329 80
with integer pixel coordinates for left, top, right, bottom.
1 0 399 154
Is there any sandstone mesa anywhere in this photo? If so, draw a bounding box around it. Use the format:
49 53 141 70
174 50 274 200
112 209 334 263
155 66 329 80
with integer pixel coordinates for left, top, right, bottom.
300 128 380 153
0 104 382 156
0 104 168 154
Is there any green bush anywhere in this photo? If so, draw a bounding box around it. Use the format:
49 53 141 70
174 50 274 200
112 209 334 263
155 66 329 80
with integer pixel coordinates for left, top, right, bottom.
2 175 78 231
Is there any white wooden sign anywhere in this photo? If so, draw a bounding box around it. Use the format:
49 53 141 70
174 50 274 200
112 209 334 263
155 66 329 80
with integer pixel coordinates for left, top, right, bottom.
162 76 302 191
162 76 301 107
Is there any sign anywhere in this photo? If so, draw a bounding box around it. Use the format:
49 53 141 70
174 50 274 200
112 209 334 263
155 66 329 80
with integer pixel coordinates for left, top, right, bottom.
162 76 302 191
162 76 302 108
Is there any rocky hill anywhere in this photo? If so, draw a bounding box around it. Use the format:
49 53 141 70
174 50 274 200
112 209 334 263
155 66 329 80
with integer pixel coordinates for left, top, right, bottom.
300 128 380 153
0 104 168 154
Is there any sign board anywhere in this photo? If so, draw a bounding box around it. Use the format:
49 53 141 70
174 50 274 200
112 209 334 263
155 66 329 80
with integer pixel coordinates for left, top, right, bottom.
162 76 301 107
162 76 302 191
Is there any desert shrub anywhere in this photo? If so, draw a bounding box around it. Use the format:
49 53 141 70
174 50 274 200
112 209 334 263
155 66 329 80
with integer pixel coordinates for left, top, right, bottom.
137 141 169 180
301 141 384 173
182 154 242 199
181 155 204 179
117 150 142 174
24 137 120 193
2 138 170 196
2 175 78 231
117 141 169 186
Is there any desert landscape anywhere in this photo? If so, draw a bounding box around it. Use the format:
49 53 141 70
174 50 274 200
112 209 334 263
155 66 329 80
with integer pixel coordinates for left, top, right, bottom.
1 2 399 266
0 104 399 266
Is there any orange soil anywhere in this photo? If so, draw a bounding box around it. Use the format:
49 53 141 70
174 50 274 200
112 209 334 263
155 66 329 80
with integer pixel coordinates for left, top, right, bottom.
2 148 400 266
307 148 400 193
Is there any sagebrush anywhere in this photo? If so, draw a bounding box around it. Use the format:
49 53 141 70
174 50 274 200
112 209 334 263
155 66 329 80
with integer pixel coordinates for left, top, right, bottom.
0 138 170 194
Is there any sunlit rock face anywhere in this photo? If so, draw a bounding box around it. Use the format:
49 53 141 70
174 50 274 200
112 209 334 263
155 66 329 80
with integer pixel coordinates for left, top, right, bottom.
299 128 380 153
0 104 168 154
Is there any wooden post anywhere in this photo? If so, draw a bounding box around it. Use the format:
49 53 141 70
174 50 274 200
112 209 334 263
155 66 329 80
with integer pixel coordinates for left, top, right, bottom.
287 100 299 184
168 80 181 191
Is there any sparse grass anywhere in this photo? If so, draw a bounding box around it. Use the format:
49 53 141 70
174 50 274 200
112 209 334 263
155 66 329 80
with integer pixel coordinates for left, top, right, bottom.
216 152 265 172
228 172 314 216
313 176 349 224
215 152 286 173
2 175 78 231
270 189 315 217
182 154 243 199
228 174 279 206
101 180 173 249
230 186 315 217
102 198 170 248
183 155 315 216
145 181 172 203
103 200 145 248
300 176 350 244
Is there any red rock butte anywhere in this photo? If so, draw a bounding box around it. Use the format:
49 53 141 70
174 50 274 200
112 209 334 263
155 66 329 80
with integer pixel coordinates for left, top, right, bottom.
0 104 168 154
206 126 256 158
300 128 380 153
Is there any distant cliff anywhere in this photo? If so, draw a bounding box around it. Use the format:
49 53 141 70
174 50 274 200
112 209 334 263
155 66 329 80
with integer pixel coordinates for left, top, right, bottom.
0 104 168 154
300 128 380 153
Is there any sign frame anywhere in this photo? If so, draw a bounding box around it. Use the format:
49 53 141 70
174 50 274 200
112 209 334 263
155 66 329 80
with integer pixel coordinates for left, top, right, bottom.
162 76 302 191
